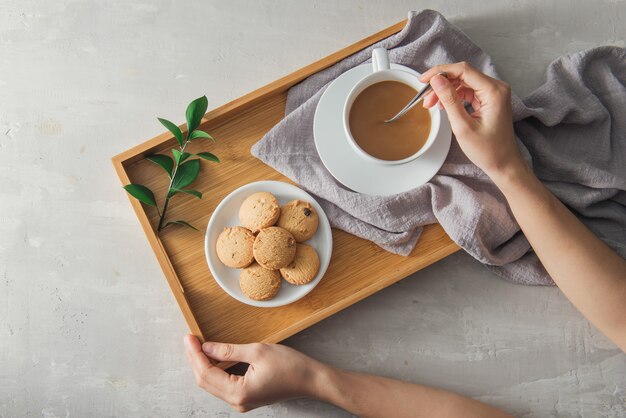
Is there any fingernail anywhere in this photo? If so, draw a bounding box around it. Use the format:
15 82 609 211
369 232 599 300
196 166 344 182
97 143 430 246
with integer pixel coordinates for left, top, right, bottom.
183 335 191 348
202 342 215 354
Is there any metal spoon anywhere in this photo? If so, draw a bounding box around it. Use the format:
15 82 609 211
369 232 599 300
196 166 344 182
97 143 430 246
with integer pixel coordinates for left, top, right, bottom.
384 72 447 124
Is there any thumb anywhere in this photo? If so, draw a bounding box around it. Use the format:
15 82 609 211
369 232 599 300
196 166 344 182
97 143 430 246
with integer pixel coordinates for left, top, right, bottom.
202 341 256 363
430 74 474 133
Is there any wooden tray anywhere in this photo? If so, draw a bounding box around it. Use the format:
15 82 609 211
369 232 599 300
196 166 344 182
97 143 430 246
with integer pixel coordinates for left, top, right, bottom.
112 19 460 357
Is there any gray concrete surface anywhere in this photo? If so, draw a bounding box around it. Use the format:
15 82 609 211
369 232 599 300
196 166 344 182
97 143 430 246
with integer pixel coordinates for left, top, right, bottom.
1 1 624 417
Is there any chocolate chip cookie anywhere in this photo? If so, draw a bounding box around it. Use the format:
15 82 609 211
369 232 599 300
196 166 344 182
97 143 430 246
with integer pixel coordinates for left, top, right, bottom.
215 226 255 268
279 243 320 285
277 200 318 242
239 262 281 301
252 226 296 270
238 192 280 234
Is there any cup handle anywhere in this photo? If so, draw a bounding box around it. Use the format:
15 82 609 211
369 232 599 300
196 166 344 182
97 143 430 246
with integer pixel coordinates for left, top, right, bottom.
372 48 390 72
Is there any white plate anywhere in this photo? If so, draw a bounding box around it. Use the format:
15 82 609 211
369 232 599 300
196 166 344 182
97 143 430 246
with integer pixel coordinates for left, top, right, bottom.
314 64 452 196
205 181 333 308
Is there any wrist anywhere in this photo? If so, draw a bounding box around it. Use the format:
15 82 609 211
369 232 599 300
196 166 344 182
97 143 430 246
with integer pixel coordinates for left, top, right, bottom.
308 362 346 404
308 363 366 416
486 157 535 192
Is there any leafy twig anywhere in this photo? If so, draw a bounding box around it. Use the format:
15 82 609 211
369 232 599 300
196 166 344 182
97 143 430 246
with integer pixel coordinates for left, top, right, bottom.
123 96 219 232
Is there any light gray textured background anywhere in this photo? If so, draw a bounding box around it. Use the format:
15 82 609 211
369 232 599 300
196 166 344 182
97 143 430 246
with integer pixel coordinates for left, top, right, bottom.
1 1 625 417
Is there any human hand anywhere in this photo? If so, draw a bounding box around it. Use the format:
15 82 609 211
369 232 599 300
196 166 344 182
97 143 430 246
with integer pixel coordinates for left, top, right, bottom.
420 62 525 180
183 335 514 417
183 335 326 412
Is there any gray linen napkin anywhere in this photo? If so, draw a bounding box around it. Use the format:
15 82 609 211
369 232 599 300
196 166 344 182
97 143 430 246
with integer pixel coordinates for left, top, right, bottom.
251 10 626 285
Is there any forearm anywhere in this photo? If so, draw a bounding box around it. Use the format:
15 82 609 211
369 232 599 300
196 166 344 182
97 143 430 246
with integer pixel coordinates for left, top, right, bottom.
491 160 626 350
311 365 511 418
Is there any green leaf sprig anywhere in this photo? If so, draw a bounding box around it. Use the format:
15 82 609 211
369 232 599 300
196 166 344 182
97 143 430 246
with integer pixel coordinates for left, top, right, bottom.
123 96 219 232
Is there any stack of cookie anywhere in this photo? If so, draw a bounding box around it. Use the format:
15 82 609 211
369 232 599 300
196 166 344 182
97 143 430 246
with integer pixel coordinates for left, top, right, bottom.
215 191 321 301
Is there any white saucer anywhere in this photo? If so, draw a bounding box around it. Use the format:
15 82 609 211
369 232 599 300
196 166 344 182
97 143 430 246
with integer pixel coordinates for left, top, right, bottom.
313 64 452 196
204 181 333 308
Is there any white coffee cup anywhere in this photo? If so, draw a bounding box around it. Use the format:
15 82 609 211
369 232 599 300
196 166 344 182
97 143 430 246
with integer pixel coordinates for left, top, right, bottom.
343 48 441 165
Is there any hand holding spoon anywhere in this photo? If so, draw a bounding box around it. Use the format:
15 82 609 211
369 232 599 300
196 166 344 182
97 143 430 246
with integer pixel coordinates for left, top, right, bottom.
384 72 448 124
